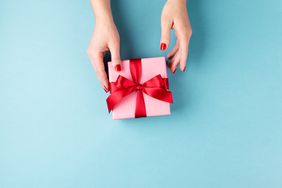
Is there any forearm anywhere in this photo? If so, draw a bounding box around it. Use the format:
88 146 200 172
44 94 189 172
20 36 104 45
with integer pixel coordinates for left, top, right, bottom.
90 0 114 23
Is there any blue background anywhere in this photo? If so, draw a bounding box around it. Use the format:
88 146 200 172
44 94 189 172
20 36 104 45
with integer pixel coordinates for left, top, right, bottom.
1 0 282 187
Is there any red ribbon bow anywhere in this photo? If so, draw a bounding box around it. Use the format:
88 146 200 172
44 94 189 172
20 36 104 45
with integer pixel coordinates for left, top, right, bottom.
106 58 173 118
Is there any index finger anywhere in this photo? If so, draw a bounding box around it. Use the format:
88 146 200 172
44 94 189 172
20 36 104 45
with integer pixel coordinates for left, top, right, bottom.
88 50 109 92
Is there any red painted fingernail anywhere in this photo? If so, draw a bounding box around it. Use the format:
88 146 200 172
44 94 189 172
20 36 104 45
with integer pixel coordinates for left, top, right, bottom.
173 69 177 74
183 66 186 72
160 43 167 51
171 21 174 29
104 86 109 93
115 64 121 72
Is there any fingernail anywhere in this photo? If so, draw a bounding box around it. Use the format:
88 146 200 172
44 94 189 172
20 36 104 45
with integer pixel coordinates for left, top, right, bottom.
115 64 121 72
104 86 109 93
160 43 167 51
171 21 174 29
172 69 176 74
183 66 186 72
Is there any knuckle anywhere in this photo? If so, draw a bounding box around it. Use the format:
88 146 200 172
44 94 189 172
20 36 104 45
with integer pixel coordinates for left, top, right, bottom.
110 34 120 43
161 18 171 27
178 27 192 40
180 33 190 42
188 28 192 37
87 47 100 59
189 27 193 34
162 23 170 30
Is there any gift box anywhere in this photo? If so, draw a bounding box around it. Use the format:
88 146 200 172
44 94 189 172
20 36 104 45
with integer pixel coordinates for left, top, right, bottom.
106 57 173 119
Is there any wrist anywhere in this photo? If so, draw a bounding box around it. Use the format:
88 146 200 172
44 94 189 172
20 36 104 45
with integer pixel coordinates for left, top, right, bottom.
167 0 186 4
95 13 114 24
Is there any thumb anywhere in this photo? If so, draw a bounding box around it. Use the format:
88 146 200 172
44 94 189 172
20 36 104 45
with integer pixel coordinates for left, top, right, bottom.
109 42 122 72
160 19 171 51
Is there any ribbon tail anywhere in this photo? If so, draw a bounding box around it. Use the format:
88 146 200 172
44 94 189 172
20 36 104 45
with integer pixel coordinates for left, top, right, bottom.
135 90 147 118
106 88 135 112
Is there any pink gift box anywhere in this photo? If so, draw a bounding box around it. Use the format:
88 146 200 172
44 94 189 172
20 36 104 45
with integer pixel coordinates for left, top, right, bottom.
107 57 173 119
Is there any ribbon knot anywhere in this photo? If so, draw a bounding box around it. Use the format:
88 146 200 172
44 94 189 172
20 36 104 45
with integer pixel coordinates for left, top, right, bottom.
106 58 173 118
136 84 143 91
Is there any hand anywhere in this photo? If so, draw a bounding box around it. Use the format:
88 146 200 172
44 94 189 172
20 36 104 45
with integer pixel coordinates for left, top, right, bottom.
87 0 121 92
160 0 192 73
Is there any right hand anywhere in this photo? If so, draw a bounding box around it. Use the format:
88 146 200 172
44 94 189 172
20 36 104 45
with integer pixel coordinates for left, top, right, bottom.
160 0 192 73
87 18 121 92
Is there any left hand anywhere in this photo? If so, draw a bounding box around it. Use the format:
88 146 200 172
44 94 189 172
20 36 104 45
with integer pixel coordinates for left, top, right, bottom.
160 0 192 73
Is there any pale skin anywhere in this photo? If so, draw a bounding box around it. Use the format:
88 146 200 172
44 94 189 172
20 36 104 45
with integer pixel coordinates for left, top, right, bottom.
87 0 192 92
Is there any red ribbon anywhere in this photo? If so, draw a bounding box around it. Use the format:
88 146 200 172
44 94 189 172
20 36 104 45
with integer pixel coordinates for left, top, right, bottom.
106 58 173 118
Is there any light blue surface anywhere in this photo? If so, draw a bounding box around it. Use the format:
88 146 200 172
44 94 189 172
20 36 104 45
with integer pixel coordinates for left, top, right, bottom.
1 0 282 187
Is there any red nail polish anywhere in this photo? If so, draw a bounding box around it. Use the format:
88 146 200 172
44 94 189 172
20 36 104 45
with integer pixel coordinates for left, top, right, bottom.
171 21 174 29
104 86 108 93
173 69 176 74
160 43 167 51
115 64 121 72
183 66 186 72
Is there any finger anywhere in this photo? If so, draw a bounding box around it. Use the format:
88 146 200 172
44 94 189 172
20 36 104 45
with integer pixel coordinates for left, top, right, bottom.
160 19 172 51
109 41 122 72
179 36 191 72
169 52 180 74
167 40 179 60
174 23 192 72
88 51 109 92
